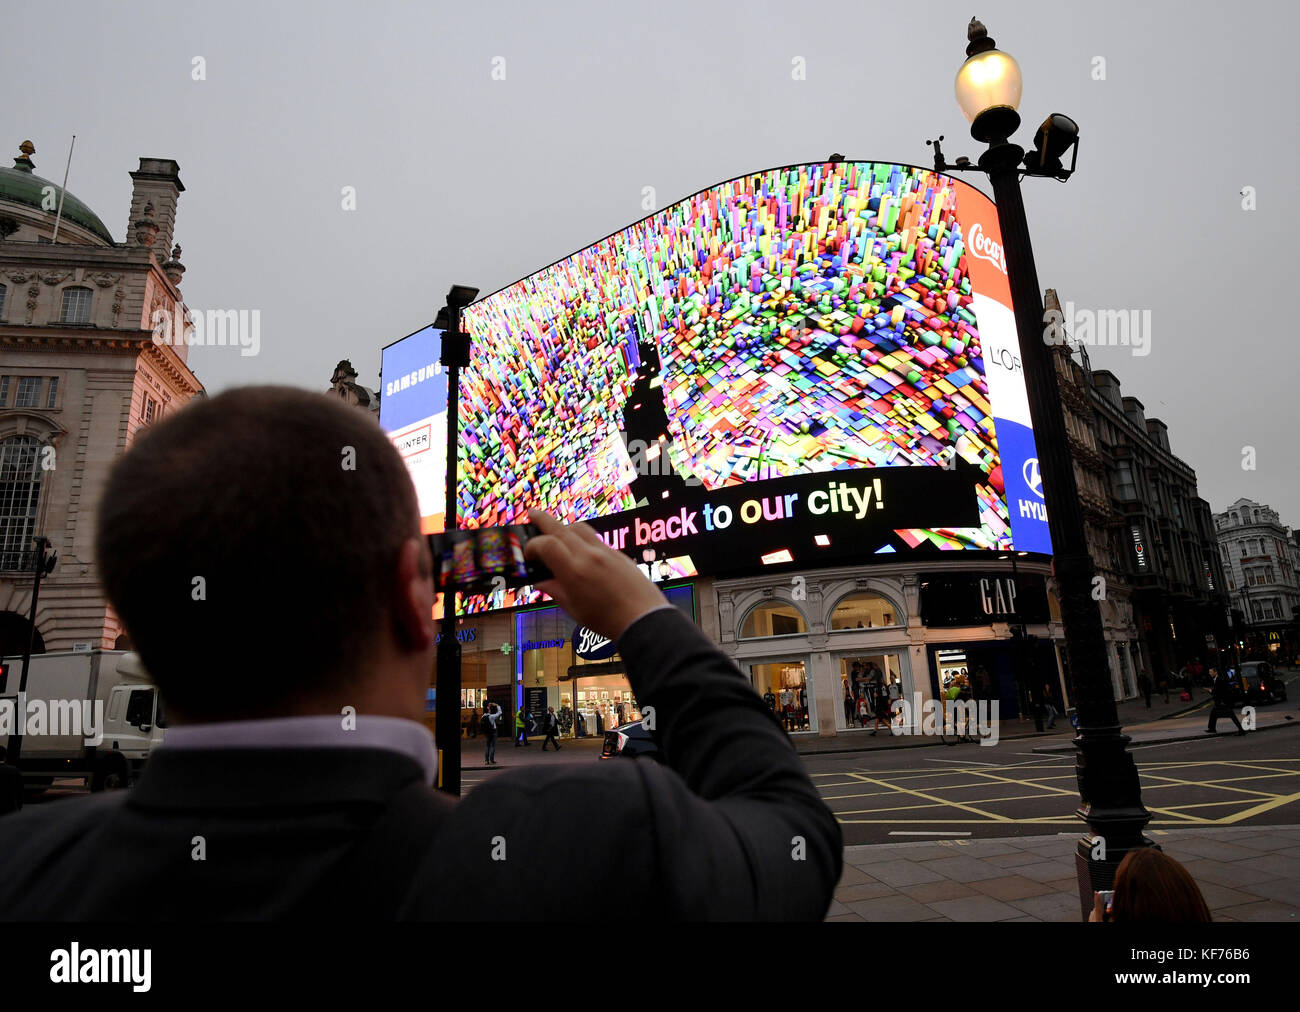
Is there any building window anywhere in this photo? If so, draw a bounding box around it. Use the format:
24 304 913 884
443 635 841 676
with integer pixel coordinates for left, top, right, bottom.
0 283 6 320
142 396 158 424
15 376 40 408
0 376 8 407
739 601 807 639
828 592 899 630
59 287 93 324
45 377 58 409
0 435 43 572
1112 460 1137 501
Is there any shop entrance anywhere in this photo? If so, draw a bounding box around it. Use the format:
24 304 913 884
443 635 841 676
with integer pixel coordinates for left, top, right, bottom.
838 652 904 730
928 642 1064 722
563 661 640 738
749 659 813 732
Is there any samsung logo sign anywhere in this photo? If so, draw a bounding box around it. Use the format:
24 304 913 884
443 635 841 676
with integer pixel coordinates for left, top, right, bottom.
385 362 442 398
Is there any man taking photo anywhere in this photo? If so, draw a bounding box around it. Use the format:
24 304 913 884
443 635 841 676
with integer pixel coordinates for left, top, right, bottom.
0 387 841 921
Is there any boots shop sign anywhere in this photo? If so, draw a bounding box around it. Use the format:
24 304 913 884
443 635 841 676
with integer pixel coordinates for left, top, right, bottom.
919 572 1050 627
573 625 618 661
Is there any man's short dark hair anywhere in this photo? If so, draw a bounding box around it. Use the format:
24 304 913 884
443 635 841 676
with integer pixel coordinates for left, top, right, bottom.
96 386 422 721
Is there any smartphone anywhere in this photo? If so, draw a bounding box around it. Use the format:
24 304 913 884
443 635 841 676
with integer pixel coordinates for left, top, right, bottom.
431 523 552 594
1096 889 1115 920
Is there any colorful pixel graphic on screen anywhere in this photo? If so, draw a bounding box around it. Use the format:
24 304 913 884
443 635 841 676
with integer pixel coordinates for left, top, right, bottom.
457 161 1046 609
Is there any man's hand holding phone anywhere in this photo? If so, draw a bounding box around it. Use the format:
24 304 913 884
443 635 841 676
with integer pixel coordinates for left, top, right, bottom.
523 511 670 642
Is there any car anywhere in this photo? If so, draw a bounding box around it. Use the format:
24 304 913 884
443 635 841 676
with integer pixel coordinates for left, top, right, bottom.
1239 661 1288 704
599 721 662 761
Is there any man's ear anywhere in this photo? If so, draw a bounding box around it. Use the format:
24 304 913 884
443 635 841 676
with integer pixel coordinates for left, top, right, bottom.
393 537 436 652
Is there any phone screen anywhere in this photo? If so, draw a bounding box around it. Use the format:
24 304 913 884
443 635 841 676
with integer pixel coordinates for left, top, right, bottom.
431 523 552 594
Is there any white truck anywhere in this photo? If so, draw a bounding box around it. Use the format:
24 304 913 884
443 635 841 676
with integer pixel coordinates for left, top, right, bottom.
0 648 165 793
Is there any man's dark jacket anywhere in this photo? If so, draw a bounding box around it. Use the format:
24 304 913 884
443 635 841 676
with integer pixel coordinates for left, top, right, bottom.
0 608 841 920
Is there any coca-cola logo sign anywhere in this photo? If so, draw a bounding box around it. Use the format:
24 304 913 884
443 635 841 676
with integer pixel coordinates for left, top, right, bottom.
573 624 617 660
967 222 1007 275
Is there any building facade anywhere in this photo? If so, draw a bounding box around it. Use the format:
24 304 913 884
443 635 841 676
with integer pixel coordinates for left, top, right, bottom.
327 359 380 415
1047 290 1142 701
1213 498 1300 661
0 140 203 657
1046 298 1229 685
442 552 1067 742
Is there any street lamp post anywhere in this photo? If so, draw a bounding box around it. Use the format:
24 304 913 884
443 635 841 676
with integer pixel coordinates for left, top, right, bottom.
434 284 479 797
6 536 56 764
936 18 1155 918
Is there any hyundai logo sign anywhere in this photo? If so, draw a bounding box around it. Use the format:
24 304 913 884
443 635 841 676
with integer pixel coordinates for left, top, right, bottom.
1022 458 1044 499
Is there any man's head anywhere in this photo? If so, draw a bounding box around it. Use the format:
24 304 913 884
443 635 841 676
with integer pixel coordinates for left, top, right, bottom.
96 386 436 724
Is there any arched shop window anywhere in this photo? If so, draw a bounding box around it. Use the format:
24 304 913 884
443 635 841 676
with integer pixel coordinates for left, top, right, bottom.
739 602 807 639
828 592 899 630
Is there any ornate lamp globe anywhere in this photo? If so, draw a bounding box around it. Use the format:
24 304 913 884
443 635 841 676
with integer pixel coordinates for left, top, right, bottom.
955 18 1023 143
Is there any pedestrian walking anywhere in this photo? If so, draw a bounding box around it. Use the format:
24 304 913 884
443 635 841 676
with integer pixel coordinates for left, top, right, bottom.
542 706 562 751
482 703 501 765
1137 669 1153 708
515 707 530 746
869 682 892 736
1206 668 1246 736
1041 682 1059 729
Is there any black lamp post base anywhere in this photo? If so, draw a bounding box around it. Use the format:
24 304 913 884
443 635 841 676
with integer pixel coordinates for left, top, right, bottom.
1071 722 1159 919
1074 834 1160 921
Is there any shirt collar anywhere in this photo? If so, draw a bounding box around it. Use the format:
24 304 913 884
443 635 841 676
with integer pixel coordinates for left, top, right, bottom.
162 714 438 785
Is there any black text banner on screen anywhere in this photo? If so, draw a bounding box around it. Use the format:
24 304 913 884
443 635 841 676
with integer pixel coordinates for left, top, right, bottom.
577 462 982 576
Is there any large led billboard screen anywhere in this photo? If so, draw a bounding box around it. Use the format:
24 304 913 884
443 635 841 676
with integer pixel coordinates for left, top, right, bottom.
453 160 1050 611
379 325 447 534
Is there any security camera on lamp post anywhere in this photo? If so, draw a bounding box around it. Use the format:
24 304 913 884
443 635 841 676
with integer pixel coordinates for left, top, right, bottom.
930 18 1154 919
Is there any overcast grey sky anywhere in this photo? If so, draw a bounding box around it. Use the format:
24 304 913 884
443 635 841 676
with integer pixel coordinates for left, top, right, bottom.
5 0 1297 523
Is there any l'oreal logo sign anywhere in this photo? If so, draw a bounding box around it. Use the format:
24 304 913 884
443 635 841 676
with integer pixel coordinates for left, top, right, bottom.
573 625 617 661
967 222 1007 275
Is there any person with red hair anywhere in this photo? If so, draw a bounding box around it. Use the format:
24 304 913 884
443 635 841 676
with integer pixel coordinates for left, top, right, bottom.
1091 849 1212 922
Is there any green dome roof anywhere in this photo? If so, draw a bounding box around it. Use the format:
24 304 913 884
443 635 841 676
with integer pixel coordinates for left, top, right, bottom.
0 155 114 244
